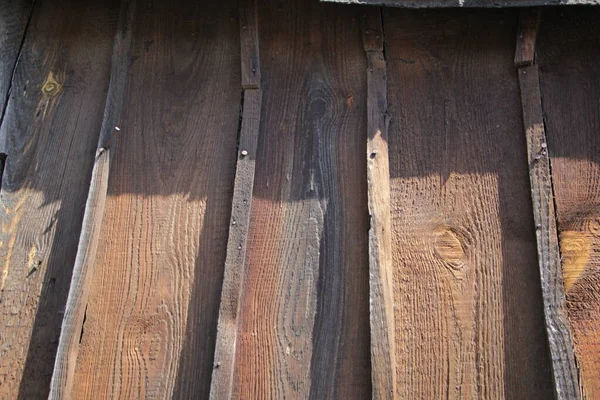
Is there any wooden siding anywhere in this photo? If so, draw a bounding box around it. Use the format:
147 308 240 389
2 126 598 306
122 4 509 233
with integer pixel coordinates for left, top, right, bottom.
0 1 598 399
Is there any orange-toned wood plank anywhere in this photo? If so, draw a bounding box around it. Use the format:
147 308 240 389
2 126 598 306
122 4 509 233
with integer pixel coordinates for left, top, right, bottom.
538 8 600 398
0 0 119 397
69 0 241 398
384 9 553 399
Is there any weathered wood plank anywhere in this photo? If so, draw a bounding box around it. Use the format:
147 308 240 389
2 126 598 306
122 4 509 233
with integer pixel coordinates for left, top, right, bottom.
538 8 600 398
68 0 241 398
211 1 262 395
0 0 34 152
321 0 590 8
240 0 261 89
518 64 580 400
514 8 540 67
385 9 554 399
210 88 262 400
0 0 119 398
362 9 397 400
49 1 136 398
229 0 371 397
516 13 580 399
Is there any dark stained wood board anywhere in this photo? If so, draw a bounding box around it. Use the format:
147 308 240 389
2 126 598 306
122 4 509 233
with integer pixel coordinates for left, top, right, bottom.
69 0 241 398
537 8 600 398
0 0 34 152
228 0 372 397
383 8 553 398
0 0 119 398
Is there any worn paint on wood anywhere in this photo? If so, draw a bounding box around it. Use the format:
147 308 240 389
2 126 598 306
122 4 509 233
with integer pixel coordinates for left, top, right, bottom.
0 0 119 398
49 1 136 398
362 8 397 400
538 8 600 398
384 9 553 399
69 0 241 398
230 0 371 397
0 0 33 152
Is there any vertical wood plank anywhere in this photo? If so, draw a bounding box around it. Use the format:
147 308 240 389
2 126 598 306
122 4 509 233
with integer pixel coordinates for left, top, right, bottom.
0 0 34 152
538 8 600 398
49 1 136 398
230 0 371 397
0 0 119 398
362 9 397 400
385 9 554 399
211 0 263 396
69 0 241 398
515 11 580 399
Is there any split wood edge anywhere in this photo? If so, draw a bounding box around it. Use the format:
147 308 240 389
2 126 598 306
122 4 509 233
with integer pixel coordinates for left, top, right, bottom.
49 1 135 398
515 9 581 400
363 9 398 400
209 0 262 398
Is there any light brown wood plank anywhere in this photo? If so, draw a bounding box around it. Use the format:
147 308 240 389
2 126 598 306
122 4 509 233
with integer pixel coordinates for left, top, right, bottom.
0 0 119 397
70 0 241 398
231 0 371 397
362 9 397 400
49 1 136 398
538 8 600 398
385 9 554 399
514 8 540 67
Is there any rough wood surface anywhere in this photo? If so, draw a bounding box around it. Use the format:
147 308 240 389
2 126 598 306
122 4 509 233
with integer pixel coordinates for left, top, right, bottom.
0 0 118 398
518 65 580 400
69 0 241 398
538 8 600 398
49 1 135 398
514 8 540 67
321 0 597 8
384 9 553 399
363 9 397 400
0 0 34 153
211 1 262 395
229 0 371 397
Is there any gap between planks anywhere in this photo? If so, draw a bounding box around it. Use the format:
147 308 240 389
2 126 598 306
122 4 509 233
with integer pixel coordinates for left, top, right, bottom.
48 1 135 398
210 0 262 397
515 9 580 400
363 8 398 400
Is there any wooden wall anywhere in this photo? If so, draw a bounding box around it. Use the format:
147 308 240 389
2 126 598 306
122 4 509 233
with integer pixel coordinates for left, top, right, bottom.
0 0 598 398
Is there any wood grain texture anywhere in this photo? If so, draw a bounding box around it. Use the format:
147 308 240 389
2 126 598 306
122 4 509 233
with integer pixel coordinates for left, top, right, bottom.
230 0 371 397
514 8 540 67
385 9 553 399
49 1 135 398
518 65 580 400
363 9 397 400
0 0 118 398
321 0 594 8
69 0 241 398
538 8 600 398
211 1 262 394
240 0 261 89
0 0 34 152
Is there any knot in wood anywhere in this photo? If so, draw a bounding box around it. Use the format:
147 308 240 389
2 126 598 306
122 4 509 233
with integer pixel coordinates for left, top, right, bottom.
433 227 466 270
